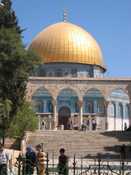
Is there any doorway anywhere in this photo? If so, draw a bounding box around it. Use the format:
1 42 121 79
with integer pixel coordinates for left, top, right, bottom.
58 107 71 130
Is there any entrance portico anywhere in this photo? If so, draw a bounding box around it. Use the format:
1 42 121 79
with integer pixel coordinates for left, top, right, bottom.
30 84 131 131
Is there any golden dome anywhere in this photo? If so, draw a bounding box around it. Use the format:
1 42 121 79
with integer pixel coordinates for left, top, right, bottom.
29 22 105 70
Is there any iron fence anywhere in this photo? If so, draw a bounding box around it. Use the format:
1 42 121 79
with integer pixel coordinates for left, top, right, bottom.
10 153 131 175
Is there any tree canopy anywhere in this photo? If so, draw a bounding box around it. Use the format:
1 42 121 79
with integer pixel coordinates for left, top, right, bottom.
0 0 41 142
0 0 21 33
8 102 38 137
0 0 41 117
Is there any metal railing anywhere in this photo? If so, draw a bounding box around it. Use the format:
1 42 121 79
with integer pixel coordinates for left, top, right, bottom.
11 153 131 175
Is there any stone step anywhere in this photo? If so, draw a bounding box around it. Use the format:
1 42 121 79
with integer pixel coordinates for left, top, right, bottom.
26 130 131 158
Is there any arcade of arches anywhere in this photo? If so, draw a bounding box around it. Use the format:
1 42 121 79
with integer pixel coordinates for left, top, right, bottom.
31 87 131 131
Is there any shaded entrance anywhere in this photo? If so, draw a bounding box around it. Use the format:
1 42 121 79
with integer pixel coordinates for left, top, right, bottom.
58 107 71 130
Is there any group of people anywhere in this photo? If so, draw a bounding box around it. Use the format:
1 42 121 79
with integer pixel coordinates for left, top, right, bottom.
25 145 68 175
67 118 97 131
24 144 45 175
0 142 68 175
81 118 97 131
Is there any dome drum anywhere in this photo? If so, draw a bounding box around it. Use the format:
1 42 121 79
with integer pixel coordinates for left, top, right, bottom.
35 63 104 78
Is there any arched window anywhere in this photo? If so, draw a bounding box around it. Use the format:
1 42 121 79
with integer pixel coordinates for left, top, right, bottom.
32 88 52 113
32 100 43 113
109 102 116 117
56 69 62 77
108 89 130 118
47 101 53 113
83 88 105 113
87 102 93 113
57 88 78 113
71 69 77 77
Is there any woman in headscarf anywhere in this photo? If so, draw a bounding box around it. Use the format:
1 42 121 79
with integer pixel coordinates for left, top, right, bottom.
36 144 46 175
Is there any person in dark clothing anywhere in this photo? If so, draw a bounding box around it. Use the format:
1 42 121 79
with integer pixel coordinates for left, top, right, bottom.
25 146 37 175
92 119 97 130
58 148 68 175
120 144 126 160
124 123 127 130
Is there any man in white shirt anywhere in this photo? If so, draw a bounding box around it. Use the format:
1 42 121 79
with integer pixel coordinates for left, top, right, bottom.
0 143 12 175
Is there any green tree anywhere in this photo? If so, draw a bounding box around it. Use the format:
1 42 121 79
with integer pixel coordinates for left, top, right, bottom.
0 28 40 116
0 0 21 33
0 0 41 118
0 0 41 142
0 99 12 144
8 102 38 138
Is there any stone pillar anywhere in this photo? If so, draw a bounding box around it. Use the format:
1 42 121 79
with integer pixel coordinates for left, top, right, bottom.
38 115 41 130
52 98 57 130
49 114 52 130
78 100 83 127
88 115 92 131
122 103 124 131
104 101 110 130
113 102 116 131
123 103 126 119
115 101 121 130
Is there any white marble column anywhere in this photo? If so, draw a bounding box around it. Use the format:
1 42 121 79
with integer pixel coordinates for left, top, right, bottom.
104 101 110 130
123 103 126 119
49 115 52 130
52 99 57 130
38 115 41 130
113 102 116 131
78 100 83 127
115 101 123 130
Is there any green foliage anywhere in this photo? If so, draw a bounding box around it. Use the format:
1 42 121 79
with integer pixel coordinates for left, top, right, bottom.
0 0 41 141
8 102 38 137
0 27 40 116
0 99 12 143
0 99 12 120
0 0 21 33
0 0 41 117
0 99 12 131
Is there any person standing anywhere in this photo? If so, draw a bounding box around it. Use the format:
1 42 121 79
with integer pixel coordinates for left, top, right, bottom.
0 143 12 175
36 144 46 175
58 148 68 175
25 145 37 175
92 118 97 130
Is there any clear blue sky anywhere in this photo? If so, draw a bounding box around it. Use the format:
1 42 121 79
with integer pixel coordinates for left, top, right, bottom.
12 0 131 77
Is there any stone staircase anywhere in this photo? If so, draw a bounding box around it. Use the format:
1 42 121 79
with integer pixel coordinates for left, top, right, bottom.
26 130 131 158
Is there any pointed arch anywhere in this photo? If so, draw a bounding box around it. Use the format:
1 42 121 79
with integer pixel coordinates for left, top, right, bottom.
83 88 105 113
108 88 129 102
32 87 53 113
57 88 79 113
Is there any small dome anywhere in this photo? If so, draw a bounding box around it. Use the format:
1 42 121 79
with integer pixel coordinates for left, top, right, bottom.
29 22 106 70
